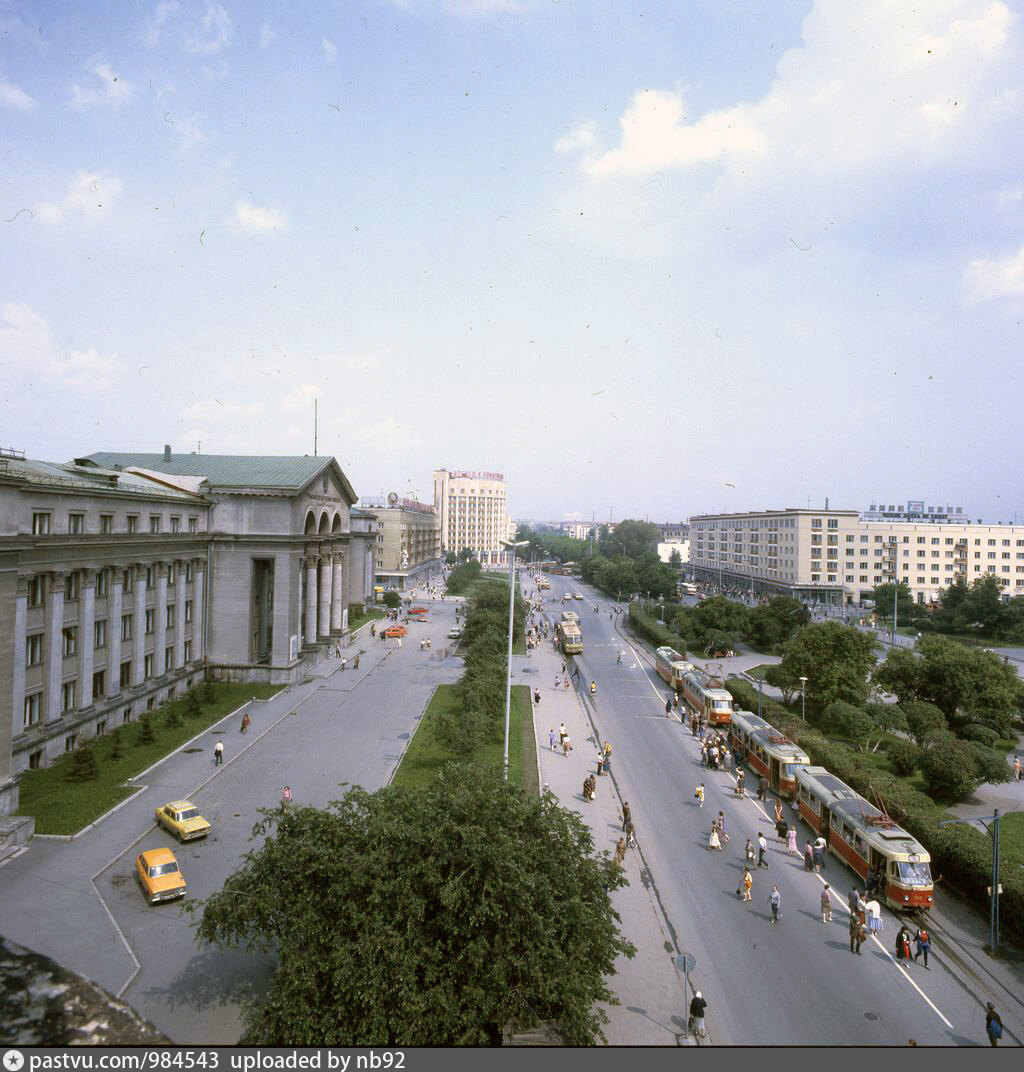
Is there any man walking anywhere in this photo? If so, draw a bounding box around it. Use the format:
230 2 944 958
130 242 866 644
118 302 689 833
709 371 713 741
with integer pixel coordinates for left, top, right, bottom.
768 884 781 924
820 884 833 922
548 728 558 752
1013 756 1022 782
850 914 867 955
622 801 632 832
558 722 567 747
985 1002 1004 1047
694 783 705 808
717 811 730 843
813 834 827 872
913 926 931 968
689 991 707 1039
757 832 769 868
214 740 224 766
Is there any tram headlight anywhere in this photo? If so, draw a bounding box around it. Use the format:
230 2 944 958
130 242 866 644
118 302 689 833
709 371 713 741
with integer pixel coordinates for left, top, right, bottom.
927 895 934 903
903 895 910 902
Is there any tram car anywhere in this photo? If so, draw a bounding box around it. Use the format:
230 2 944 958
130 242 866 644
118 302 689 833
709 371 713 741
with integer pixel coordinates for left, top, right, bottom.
681 671 734 726
728 710 809 800
794 766 934 911
655 647 694 692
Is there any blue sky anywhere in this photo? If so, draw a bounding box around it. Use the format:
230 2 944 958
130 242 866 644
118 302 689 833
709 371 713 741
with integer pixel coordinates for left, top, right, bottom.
2 0 1023 523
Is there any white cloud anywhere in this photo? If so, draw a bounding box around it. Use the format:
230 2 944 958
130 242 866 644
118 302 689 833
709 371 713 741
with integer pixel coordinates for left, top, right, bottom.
0 303 119 391
172 113 208 151
70 56 132 108
322 38 337 63
144 1 180 46
554 120 598 155
231 200 287 234
0 79 36 111
37 171 123 225
259 22 277 48
281 384 323 411
964 245 1024 304
180 398 265 422
184 3 233 55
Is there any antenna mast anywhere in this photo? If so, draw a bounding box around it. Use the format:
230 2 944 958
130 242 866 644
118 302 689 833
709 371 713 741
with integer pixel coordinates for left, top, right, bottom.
314 398 318 457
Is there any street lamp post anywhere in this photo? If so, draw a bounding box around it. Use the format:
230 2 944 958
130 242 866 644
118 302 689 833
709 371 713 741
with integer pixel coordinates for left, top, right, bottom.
799 675 807 722
938 811 1005 953
500 538 529 782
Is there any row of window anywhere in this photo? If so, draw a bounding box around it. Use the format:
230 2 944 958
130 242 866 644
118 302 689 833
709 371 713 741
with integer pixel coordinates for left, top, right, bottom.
25 562 196 608
23 642 193 727
25 603 193 666
32 511 200 536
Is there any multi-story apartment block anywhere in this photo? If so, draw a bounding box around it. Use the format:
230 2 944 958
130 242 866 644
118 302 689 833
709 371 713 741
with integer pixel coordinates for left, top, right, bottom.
689 506 1024 606
360 494 442 591
561 522 594 541
433 469 513 565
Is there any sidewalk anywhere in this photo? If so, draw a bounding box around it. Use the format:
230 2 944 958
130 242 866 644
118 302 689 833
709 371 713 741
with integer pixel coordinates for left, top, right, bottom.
520 627 692 1045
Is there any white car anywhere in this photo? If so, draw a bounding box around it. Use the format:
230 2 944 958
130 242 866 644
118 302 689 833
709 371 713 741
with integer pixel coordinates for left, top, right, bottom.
448 626 463 640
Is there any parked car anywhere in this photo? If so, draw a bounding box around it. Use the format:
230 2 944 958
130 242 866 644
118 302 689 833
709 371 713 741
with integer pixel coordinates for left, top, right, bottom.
155 800 211 842
448 626 463 640
383 624 408 638
136 847 187 905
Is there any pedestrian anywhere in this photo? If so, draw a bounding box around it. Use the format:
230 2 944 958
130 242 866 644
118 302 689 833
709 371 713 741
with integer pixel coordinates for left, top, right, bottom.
561 662 566 674
353 654 360 670
757 831 768 868
621 801 631 831
849 888 863 921
813 834 826 871
665 698 672 716
741 866 753 902
613 837 627 866
756 776 766 802
590 680 597 696
562 735 573 757
865 897 883 934
773 798 784 826
804 841 814 871
625 819 637 848
572 666 580 682
397 637 402 648
985 1002 1003 1047
280 785 292 810
716 811 730 843
708 825 722 851
913 926 931 968
850 914 867 955
820 883 833 923
240 711 251 734
700 744 708 768
558 722 567 745
548 728 558 751
617 650 623 664
602 740 612 774
689 991 707 1039
768 884 781 924
1013 756 1022 782
214 740 224 766
533 688 541 706
694 783 705 808
723 748 733 773
736 768 746 797
895 924 913 962
786 824 799 856
370 623 376 637
744 838 755 868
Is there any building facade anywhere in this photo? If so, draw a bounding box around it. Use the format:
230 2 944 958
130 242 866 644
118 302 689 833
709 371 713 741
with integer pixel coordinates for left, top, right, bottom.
433 469 513 565
689 507 1024 606
359 494 441 591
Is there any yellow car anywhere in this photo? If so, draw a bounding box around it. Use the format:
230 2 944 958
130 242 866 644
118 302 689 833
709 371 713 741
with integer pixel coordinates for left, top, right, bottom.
155 799 211 842
136 847 186 904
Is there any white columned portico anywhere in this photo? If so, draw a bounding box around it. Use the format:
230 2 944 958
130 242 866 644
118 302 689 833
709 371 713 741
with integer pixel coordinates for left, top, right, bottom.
108 571 124 697
318 553 332 639
304 557 319 645
193 561 205 662
330 550 344 632
132 564 147 687
175 560 187 668
79 569 96 708
45 573 65 723
154 562 168 677
11 577 28 742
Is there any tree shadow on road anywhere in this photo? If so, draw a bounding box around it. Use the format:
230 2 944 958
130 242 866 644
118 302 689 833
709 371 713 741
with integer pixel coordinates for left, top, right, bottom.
141 944 275 1015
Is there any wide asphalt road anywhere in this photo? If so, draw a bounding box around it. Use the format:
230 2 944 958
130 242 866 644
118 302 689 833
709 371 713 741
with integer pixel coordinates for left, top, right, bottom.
533 574 995 1046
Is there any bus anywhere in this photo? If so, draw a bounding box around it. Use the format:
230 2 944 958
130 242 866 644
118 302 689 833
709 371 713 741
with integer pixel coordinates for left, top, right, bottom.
678 582 699 597
556 621 583 654
682 671 734 726
795 766 934 912
655 647 693 692
728 709 809 799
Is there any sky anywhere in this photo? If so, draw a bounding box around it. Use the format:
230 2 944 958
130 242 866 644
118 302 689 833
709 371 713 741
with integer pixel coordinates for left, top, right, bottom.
2 0 1023 524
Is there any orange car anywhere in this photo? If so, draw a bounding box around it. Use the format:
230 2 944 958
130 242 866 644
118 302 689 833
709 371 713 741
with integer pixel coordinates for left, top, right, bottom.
136 847 187 904
383 624 408 638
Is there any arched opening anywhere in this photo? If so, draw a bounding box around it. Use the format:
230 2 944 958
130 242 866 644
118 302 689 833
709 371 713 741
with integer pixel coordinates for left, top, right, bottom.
331 514 343 534
304 511 317 535
318 512 330 534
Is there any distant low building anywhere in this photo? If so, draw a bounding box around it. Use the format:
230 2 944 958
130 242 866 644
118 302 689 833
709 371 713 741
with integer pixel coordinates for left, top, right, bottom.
360 493 442 591
658 539 690 565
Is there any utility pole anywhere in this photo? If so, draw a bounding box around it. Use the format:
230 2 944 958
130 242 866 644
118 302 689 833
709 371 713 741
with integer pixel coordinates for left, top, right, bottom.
938 811 1005 954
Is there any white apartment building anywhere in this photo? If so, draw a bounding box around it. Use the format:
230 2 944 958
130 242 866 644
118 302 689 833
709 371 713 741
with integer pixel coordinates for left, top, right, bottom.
433 469 513 565
689 507 1024 605
562 522 594 541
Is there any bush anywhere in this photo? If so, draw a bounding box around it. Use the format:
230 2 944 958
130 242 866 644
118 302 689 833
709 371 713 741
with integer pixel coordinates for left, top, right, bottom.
960 723 999 747
136 715 156 747
199 680 217 705
65 743 98 782
725 679 759 713
165 703 182 729
887 740 922 777
967 743 1012 787
921 739 978 802
382 590 402 609
628 604 682 651
184 690 202 719
821 701 873 748
108 726 123 760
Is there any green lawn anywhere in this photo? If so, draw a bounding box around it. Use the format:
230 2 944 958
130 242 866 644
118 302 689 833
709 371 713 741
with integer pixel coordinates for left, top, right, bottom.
349 607 386 633
17 683 282 835
1000 812 1024 866
392 684 538 794
746 663 775 680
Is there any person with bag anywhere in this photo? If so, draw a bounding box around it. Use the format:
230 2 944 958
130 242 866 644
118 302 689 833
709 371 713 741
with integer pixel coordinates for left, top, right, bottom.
768 884 782 924
739 866 753 902
895 924 913 962
744 838 755 868
985 1002 1003 1047
694 783 705 808
689 991 707 1039
708 824 722 852
849 915 867 955
913 926 931 968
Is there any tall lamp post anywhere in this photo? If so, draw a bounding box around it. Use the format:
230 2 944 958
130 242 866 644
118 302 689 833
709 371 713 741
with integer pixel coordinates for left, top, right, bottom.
938 811 1005 953
500 538 529 781
799 675 807 722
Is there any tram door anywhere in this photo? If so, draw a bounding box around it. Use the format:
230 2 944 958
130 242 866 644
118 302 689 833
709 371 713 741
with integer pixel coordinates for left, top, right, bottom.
769 757 780 792
820 805 833 843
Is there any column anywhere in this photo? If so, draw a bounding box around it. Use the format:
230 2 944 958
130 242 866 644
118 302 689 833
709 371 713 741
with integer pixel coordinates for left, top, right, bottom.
304 557 318 645
175 560 186 668
132 564 146 686
108 570 124 696
154 562 168 677
330 551 344 632
46 573 65 723
193 561 205 661
79 569 96 708
11 577 27 741
318 554 332 639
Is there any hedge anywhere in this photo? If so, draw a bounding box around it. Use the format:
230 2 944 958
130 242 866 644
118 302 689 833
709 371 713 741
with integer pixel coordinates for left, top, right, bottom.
628 604 686 652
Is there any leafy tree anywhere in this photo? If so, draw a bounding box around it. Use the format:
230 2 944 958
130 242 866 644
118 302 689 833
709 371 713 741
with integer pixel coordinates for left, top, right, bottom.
703 630 733 656
694 596 749 639
184 689 202 719
967 743 1012 788
871 647 921 704
382 590 402 609
821 702 873 750
192 766 635 1045
457 548 475 563
65 743 98 782
863 701 908 753
763 663 801 705
774 622 878 710
444 551 457 565
668 548 682 569
745 597 808 651
900 701 948 747
887 740 921 777
921 738 978 802
603 520 660 560
136 715 156 746
869 582 915 622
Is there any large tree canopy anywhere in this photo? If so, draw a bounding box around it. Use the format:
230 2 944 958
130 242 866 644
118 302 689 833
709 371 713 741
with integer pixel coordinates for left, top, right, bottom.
192 766 634 1046
774 622 878 709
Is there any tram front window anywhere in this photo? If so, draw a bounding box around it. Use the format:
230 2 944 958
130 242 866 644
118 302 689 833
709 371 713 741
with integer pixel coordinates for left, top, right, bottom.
895 861 932 886
780 763 800 779
713 701 731 713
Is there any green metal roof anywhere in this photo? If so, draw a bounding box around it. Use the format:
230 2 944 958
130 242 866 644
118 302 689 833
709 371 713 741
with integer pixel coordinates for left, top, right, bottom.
0 457 205 501
82 452 356 500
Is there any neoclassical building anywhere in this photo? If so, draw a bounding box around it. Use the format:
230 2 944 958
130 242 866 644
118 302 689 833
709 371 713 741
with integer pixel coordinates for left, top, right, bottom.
0 448 375 846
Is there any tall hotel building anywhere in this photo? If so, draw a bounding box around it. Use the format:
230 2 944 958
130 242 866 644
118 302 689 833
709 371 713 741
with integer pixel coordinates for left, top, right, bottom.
433 469 513 565
689 503 1024 607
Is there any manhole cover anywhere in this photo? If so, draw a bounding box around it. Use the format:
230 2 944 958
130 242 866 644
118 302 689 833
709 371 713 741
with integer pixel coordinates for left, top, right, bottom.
398 733 410 740
864 1012 880 1021
520 668 540 675
183 747 203 753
